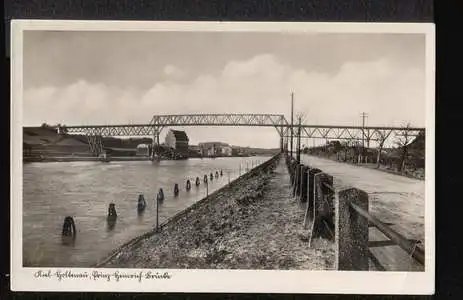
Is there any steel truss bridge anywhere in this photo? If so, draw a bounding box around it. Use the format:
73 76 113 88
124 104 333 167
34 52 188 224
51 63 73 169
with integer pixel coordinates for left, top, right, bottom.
53 113 425 157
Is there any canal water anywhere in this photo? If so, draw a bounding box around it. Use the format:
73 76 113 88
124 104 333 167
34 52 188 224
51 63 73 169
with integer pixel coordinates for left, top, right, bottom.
300 154 426 241
23 156 270 267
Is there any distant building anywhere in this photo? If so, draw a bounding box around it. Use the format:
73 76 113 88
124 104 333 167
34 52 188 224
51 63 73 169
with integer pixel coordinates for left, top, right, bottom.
188 145 201 155
221 145 232 156
136 144 150 156
198 142 231 157
232 146 246 156
165 130 189 155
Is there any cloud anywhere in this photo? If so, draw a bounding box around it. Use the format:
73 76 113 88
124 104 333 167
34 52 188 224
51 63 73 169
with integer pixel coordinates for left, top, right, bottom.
23 54 425 148
163 65 187 80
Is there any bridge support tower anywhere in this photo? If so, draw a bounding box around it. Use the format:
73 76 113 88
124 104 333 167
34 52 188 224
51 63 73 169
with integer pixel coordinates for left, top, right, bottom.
150 127 161 161
87 134 104 156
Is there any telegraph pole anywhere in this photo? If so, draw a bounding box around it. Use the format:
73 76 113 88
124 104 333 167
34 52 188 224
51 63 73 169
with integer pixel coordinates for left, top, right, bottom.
361 112 368 163
290 92 294 157
297 116 302 163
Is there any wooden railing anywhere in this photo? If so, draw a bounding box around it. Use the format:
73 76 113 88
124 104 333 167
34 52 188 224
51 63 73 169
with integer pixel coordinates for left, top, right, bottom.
285 154 425 271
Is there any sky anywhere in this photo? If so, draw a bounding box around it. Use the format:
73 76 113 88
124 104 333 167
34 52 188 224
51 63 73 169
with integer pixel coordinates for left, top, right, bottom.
22 30 426 148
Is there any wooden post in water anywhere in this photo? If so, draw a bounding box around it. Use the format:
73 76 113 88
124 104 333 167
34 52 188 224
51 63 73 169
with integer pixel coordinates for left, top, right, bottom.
228 172 230 184
155 196 159 232
206 180 209 196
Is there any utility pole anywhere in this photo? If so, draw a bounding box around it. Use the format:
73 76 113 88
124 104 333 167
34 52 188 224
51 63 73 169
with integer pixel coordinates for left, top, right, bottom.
361 112 368 163
290 92 294 158
297 116 302 163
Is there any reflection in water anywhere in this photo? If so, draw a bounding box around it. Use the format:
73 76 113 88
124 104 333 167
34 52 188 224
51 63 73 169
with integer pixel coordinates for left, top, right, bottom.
106 218 117 232
23 156 269 267
61 235 76 247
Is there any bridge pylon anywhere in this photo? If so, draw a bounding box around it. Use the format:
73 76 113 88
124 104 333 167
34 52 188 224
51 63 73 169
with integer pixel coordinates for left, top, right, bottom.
150 127 162 161
87 134 104 156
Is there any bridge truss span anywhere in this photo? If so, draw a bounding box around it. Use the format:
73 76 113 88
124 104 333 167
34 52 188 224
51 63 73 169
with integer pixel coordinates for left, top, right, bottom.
58 113 288 157
291 125 424 142
149 113 286 127
52 113 424 156
64 125 156 136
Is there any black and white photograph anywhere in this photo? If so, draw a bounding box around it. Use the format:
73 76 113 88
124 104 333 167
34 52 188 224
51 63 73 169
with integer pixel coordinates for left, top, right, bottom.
10 21 435 294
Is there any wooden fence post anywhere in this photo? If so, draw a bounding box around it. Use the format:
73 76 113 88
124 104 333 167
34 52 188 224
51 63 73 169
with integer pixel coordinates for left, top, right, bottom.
303 168 322 230
296 164 305 200
307 168 322 205
292 164 299 196
289 161 296 185
291 161 297 181
293 164 303 197
299 166 309 203
311 172 335 242
335 188 369 270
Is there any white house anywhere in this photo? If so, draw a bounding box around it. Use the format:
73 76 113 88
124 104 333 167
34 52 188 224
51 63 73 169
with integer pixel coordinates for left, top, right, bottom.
221 145 232 156
198 142 232 157
136 144 150 156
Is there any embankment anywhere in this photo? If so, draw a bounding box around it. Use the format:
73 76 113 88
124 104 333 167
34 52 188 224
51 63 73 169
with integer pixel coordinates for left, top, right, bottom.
96 153 334 270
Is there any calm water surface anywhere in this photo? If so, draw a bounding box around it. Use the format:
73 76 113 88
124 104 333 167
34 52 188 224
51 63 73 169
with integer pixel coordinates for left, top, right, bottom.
23 156 269 267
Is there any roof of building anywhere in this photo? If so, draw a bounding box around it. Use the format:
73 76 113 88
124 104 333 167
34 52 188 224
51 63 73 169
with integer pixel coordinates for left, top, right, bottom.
170 130 189 141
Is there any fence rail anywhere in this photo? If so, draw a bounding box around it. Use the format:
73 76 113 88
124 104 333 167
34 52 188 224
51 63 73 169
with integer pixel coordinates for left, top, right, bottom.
350 202 425 265
284 153 425 271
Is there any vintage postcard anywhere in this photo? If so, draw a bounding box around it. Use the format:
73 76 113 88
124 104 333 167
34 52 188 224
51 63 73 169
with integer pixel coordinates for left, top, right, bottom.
10 20 435 294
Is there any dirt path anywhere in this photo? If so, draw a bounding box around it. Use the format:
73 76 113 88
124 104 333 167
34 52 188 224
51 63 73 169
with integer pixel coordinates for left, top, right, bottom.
103 156 334 270
229 158 335 270
301 154 425 241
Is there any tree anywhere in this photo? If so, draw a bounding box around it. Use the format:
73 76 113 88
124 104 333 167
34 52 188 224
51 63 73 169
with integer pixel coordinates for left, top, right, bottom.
56 124 68 134
351 140 362 163
395 123 414 172
375 130 391 169
341 141 350 161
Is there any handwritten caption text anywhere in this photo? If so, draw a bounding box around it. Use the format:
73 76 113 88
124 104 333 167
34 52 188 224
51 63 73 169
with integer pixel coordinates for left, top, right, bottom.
34 270 172 282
